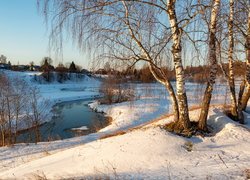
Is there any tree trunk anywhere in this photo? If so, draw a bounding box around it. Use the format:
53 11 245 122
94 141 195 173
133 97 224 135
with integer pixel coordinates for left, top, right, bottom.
123 0 189 131
241 8 250 113
241 83 250 111
122 1 181 123
0 125 5 146
6 96 12 145
172 48 190 130
34 121 41 143
0 105 5 146
199 0 220 131
227 0 238 118
165 81 179 120
14 110 19 144
238 80 245 123
148 64 179 120
167 0 190 130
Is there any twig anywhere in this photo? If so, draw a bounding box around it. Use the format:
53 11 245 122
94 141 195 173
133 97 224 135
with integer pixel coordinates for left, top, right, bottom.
218 154 228 168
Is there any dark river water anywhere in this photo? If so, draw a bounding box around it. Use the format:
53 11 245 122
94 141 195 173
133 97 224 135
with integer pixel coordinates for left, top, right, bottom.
17 99 109 143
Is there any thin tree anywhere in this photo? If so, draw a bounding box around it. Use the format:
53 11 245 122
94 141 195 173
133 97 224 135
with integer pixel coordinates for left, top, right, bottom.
12 78 28 143
239 1 250 115
227 0 238 119
217 0 249 123
0 74 8 146
25 87 50 143
166 0 190 130
199 0 221 131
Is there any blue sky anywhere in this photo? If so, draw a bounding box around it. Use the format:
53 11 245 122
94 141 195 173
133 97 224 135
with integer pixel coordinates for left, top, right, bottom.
0 0 89 68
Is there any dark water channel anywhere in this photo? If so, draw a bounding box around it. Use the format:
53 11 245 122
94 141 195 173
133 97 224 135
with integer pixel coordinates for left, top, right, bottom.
17 99 109 143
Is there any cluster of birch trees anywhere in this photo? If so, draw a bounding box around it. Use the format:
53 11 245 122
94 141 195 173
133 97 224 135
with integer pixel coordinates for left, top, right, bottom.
38 0 249 135
0 73 48 146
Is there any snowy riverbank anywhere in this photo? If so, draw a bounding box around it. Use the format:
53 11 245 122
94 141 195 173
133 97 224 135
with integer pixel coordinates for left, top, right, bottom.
1 70 102 131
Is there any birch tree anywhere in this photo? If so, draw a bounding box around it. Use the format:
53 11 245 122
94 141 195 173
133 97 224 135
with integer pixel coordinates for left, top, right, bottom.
199 0 220 131
227 0 238 118
217 0 239 120
239 1 250 115
216 0 249 123
224 0 249 123
166 0 190 130
224 0 250 124
0 74 8 146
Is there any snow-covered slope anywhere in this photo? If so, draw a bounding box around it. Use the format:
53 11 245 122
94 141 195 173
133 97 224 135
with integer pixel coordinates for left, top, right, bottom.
1 70 101 103
0 108 249 179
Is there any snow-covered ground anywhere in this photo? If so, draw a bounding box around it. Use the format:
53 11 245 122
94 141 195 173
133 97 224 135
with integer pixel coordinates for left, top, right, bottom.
2 70 101 103
0 70 249 179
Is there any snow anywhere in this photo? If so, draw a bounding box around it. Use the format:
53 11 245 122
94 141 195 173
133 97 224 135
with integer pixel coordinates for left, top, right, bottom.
0 70 249 179
71 126 89 131
0 108 249 179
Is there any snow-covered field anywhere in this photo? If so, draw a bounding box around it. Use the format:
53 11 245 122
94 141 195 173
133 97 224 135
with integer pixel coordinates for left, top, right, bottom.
0 70 249 179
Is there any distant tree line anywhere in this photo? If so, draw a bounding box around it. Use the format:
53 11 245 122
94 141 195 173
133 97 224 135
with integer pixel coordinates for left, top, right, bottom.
95 60 246 83
0 55 91 83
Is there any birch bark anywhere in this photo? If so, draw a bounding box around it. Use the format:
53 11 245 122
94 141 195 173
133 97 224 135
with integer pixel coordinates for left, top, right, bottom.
228 0 238 118
167 0 190 130
122 1 180 122
240 5 250 117
199 0 220 131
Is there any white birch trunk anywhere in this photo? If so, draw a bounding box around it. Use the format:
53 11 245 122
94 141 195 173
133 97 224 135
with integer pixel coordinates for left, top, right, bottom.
122 1 181 123
148 64 180 120
240 5 250 117
199 0 220 131
227 0 238 118
167 0 190 130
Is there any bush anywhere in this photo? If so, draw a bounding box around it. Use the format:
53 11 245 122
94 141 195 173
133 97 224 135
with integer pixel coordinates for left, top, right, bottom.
99 75 135 104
